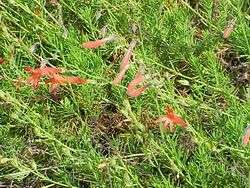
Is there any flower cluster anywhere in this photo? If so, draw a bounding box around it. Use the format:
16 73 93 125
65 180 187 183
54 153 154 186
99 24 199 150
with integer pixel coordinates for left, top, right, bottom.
1 34 189 135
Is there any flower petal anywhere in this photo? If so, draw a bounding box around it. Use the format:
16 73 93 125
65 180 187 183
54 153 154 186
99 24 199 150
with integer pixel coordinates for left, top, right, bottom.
166 107 175 120
70 77 89 84
172 115 188 128
49 83 59 93
154 116 168 123
162 121 169 132
169 121 174 133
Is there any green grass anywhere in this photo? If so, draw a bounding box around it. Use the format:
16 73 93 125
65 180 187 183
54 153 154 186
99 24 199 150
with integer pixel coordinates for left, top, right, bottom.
0 0 249 187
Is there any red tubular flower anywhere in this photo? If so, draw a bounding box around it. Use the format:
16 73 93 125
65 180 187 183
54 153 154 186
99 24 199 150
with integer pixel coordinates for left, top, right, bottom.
81 34 118 49
25 67 62 89
126 68 151 97
112 68 126 86
154 107 188 133
112 40 137 85
45 74 90 93
120 40 137 69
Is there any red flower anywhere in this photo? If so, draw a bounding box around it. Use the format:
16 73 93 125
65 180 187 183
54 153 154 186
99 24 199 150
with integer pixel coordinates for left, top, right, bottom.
112 40 137 86
154 107 188 133
119 40 136 69
81 34 118 49
126 68 151 97
45 74 91 93
112 68 127 86
25 67 62 89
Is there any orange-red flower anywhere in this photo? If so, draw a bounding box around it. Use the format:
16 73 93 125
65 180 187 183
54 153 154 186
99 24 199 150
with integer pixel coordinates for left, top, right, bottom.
45 74 90 93
120 40 136 69
112 68 127 86
154 107 188 133
126 68 151 97
112 40 137 86
81 34 118 49
25 67 62 89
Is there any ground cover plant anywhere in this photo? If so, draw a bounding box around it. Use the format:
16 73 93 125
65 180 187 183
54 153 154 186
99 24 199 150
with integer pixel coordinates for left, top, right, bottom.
0 0 249 187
